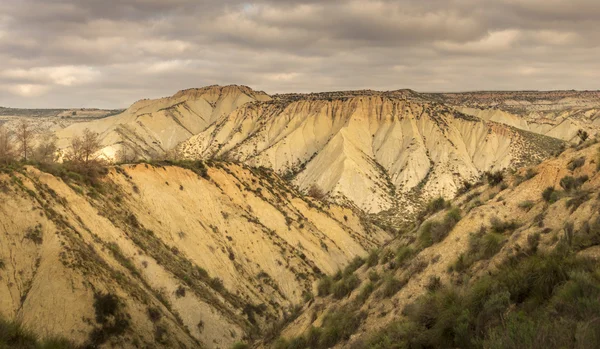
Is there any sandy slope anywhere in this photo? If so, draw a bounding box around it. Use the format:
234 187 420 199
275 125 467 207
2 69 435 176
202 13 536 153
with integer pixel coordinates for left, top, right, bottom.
0 161 388 348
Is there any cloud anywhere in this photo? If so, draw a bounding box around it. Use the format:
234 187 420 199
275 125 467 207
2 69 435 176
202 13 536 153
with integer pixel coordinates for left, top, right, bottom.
0 0 598 108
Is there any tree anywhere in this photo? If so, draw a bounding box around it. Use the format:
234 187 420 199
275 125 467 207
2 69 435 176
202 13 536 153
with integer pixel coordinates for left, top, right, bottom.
16 119 34 162
68 128 102 165
32 132 58 164
115 134 140 163
0 125 15 165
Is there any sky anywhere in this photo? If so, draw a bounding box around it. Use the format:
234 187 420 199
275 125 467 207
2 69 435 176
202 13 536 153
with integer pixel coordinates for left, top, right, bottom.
0 0 599 108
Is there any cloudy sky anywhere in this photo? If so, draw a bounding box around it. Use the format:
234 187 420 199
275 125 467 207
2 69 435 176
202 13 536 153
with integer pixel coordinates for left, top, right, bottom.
0 0 599 108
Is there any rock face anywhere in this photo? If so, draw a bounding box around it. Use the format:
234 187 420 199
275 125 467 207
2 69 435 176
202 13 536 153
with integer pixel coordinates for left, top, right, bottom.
55 85 271 159
180 91 564 214
0 162 387 348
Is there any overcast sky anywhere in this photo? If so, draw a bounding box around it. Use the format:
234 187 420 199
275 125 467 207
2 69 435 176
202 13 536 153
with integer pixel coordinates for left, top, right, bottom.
0 0 599 108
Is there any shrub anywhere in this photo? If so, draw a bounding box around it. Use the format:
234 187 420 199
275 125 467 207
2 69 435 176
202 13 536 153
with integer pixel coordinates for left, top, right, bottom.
490 217 519 234
560 175 588 192
317 276 333 297
542 187 559 203
426 276 442 292
147 307 161 323
343 256 365 276
365 251 600 349
524 168 538 180
319 307 366 348
567 157 586 171
419 209 462 247
485 171 504 186
366 249 379 267
331 274 360 299
518 200 535 211
356 282 375 304
0 316 76 348
382 275 404 298
427 197 447 214
307 185 326 199
395 246 414 266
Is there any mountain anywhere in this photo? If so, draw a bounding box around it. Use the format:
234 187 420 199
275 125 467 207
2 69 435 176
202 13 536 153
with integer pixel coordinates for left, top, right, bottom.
55 85 271 159
0 161 388 348
180 90 564 214
265 136 600 349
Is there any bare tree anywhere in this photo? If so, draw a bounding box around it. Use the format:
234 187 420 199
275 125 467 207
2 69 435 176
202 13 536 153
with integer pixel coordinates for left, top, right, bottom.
16 120 34 162
33 133 58 164
0 125 15 165
115 134 140 164
68 128 102 165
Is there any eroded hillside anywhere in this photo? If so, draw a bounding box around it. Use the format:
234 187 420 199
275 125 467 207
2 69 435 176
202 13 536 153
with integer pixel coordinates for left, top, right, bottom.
430 90 600 142
265 138 600 349
0 161 388 348
180 91 563 215
55 85 271 159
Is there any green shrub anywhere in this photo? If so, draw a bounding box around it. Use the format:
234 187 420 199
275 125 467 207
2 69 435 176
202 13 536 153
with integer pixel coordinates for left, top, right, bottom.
331 274 360 299
395 246 414 266
364 250 600 349
567 157 586 171
419 209 462 247
560 175 588 192
542 187 556 202
490 217 519 234
382 275 404 298
366 249 379 267
317 276 333 297
356 282 376 304
343 256 365 276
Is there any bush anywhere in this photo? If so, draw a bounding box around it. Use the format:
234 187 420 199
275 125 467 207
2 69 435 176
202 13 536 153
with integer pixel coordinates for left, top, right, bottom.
567 157 586 171
366 249 379 267
485 171 504 186
0 316 76 348
307 185 326 199
490 217 519 234
542 187 560 203
343 256 365 276
317 276 333 297
560 175 588 192
419 209 462 247
518 200 535 211
364 251 600 349
382 275 404 298
331 274 360 299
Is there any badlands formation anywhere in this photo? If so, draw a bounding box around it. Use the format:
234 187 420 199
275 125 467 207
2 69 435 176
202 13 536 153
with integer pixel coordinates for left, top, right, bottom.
2 85 600 348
